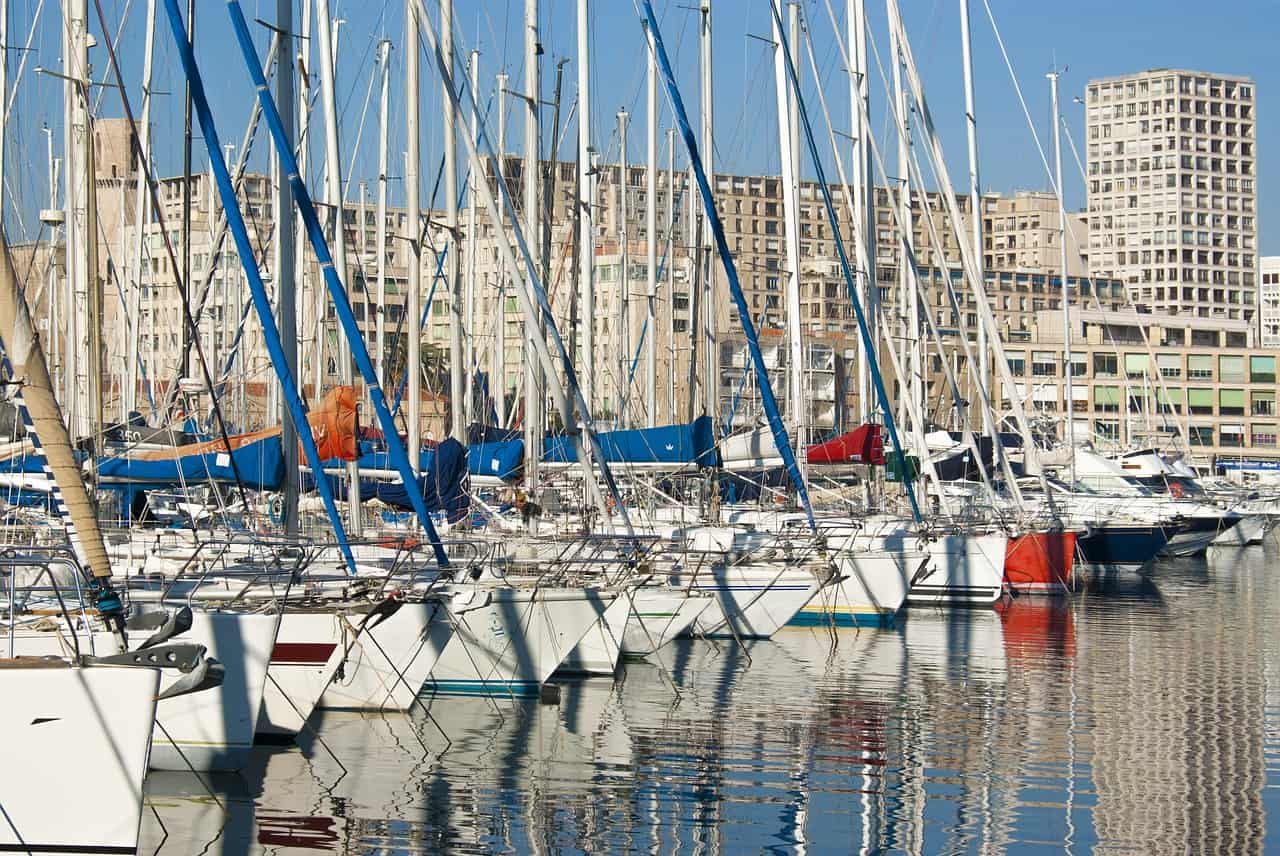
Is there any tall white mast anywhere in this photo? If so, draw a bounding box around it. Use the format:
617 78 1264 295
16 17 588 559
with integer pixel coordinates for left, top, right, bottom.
1049 69 1076 475
405 0 422 470
495 69 509 426
127 0 157 419
960 0 991 441
644 21 658 427
464 49 479 427
849 0 875 422
523 0 542 504
315 0 359 533
617 107 630 427
698 1 716 422
666 128 676 424
62 0 90 439
442 0 464 439
577 0 594 416
889 22 919 432
375 39 391 388
772 0 805 466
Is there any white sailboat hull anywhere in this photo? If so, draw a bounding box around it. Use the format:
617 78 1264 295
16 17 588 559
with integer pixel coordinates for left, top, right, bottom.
425 586 607 695
795 542 913 627
1 611 276 771
316 598 454 711
899 532 1007 606
676 564 825 639
620 588 714 655
0 663 159 856
559 591 632 675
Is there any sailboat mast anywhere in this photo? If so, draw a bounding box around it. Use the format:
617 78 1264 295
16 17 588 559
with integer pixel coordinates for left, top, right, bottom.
577 0 594 417
889 24 918 432
61 0 88 439
315 1 360 534
698 2 715 423
442 0 464 440
495 68 509 427
405 0 423 472
666 127 675 424
849 0 875 423
179 0 193 384
959 0 991 442
127 0 157 421
772 0 805 470
617 107 630 427
375 40 390 388
276 0 299 535
523 0 542 516
1049 69 1076 480
462 51 478 428
644 21 658 427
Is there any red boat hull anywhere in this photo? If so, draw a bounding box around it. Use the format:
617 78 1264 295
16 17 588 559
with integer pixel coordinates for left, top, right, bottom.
1003 531 1076 594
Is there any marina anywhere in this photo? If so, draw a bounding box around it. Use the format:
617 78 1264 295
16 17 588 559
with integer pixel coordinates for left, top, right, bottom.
133 547 1280 854
0 0 1275 852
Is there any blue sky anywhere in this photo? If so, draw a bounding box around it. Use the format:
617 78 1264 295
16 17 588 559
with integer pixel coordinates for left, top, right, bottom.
5 0 1275 253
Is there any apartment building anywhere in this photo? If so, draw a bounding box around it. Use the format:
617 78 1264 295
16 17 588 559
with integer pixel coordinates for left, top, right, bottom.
981 191 1089 277
1084 69 1257 321
1260 256 1280 347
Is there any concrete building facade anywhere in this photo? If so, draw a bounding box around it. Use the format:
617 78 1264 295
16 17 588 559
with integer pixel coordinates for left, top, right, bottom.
1084 69 1257 321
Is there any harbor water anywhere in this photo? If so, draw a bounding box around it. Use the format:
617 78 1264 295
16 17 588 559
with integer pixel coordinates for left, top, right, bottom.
142 544 1280 853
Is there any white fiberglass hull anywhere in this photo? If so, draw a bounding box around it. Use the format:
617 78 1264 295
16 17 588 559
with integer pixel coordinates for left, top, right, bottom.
894 532 1007 606
425 586 607 696
559 591 632 675
0 663 159 855
1212 513 1270 546
620 588 715 656
146 611 276 771
1 611 276 771
317 599 454 711
795 542 914 627
675 564 825 639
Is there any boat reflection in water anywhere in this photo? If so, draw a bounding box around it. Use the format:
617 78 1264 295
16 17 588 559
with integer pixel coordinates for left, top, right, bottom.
137 552 1278 853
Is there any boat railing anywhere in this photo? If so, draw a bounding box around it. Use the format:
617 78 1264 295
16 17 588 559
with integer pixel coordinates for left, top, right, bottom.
0 551 97 659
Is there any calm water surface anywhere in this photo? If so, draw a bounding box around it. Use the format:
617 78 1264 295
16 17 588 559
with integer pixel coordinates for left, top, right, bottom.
141 544 1280 854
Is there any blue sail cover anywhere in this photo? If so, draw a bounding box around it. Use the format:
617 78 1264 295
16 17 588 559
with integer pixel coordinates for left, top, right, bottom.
470 439 524 480
542 417 716 468
95 434 285 490
370 438 470 523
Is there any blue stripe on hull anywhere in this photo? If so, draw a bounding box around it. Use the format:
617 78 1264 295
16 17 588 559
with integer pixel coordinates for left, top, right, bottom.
421 680 541 697
788 610 896 629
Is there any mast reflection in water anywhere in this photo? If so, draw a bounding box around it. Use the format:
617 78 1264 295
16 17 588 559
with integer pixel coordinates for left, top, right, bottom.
141 549 1279 853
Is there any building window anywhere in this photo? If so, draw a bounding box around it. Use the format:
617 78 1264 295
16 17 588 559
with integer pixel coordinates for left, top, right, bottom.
1190 426 1214 446
1188 388 1215 415
1094 385 1121 413
1250 355 1276 383
1219 388 1246 416
1187 354 1213 380
1093 353 1118 378
1220 425 1245 447
1032 352 1057 377
1252 392 1276 416
1219 355 1245 382
1095 419 1120 441
1252 424 1277 447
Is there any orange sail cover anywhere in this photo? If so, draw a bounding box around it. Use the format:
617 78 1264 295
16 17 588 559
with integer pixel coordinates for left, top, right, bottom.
135 385 360 463
307 385 359 462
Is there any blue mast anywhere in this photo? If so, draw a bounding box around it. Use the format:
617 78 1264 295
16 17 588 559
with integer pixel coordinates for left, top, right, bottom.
768 1 924 524
640 0 816 531
158 0 359 571
222 0 452 565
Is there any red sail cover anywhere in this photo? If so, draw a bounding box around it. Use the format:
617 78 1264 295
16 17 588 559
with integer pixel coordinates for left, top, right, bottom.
806 424 885 465
308 385 359 462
